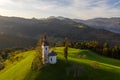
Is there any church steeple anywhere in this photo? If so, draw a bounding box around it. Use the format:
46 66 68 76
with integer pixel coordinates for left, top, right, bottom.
41 33 57 64
42 33 49 46
41 33 49 64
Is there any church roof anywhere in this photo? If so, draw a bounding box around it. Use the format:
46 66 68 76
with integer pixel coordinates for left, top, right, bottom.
48 51 57 56
42 40 49 46
42 34 49 46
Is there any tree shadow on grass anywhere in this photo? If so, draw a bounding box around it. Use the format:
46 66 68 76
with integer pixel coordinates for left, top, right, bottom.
35 59 70 80
24 59 120 80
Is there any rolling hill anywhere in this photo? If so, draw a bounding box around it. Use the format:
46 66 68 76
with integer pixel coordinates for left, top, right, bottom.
0 47 120 80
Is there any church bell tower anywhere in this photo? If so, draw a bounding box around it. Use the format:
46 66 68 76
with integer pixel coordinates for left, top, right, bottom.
41 34 49 64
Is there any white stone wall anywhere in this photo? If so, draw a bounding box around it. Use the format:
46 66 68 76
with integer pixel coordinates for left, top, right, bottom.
49 56 57 64
42 46 49 64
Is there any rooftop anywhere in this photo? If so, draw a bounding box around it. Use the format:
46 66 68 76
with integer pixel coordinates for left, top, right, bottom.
48 51 57 56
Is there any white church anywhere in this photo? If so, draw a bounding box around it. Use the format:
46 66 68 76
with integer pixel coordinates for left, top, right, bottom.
41 35 57 64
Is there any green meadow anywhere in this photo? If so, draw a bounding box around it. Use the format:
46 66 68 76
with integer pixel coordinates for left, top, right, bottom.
0 47 120 80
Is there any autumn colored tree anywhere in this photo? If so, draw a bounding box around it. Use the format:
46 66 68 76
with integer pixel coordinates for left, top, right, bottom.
102 42 109 56
35 36 43 54
64 38 69 62
31 35 43 70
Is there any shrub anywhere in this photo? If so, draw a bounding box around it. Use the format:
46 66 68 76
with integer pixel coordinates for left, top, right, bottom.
0 62 5 70
91 61 100 69
78 55 81 58
82 54 87 59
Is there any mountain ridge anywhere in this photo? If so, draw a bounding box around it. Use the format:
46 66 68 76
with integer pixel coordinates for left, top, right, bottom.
73 17 120 33
0 15 120 49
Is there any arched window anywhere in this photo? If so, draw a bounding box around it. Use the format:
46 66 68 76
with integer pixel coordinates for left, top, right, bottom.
51 58 52 62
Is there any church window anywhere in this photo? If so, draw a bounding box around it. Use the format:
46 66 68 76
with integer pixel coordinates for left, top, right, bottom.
51 58 52 62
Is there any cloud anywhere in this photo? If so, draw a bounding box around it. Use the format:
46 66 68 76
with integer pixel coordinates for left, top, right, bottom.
113 0 120 7
0 0 119 19
62 0 120 19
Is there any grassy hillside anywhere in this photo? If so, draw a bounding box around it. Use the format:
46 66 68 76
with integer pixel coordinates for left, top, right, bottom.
0 47 120 80
0 51 35 80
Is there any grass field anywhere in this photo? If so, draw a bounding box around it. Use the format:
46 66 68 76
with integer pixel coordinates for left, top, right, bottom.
0 47 120 80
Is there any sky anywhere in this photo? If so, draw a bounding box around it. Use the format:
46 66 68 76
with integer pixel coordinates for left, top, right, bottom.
0 0 120 19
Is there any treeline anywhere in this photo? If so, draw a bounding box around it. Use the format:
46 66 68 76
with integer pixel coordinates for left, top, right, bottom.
56 40 120 60
0 48 30 59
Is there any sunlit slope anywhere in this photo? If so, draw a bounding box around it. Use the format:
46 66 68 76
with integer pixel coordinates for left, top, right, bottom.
0 47 120 80
0 51 35 80
53 47 120 80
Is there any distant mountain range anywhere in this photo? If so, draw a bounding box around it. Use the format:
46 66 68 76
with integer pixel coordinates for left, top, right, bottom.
0 15 120 49
73 18 120 33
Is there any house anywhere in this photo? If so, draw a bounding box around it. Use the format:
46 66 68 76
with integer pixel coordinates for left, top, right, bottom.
41 35 57 64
